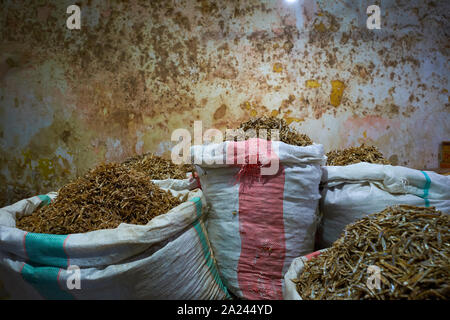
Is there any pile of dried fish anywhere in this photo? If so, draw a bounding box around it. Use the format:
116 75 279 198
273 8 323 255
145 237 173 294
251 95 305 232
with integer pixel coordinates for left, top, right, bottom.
16 163 182 234
294 205 450 300
225 116 313 147
326 144 391 166
121 153 194 180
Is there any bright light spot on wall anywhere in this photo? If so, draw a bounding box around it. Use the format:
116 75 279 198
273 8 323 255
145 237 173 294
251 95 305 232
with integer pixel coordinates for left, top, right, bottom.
285 0 297 3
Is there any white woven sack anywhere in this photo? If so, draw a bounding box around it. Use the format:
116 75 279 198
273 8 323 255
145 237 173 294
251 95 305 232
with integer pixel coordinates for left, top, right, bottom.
319 163 450 248
0 187 229 300
191 138 325 300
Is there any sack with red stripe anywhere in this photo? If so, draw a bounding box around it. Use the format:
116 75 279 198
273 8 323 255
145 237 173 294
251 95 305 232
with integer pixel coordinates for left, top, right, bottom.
191 138 325 300
0 187 229 300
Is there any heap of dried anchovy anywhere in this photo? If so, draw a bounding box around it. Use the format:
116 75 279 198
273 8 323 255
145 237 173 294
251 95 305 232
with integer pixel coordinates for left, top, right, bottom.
326 144 391 166
294 205 450 300
121 153 194 180
225 116 313 147
16 163 182 234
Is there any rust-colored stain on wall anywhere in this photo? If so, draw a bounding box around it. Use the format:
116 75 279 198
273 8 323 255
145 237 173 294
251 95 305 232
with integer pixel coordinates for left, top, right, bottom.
0 0 449 206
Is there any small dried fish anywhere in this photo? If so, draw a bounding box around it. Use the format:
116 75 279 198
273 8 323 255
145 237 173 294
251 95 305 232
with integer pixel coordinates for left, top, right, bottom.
326 144 391 166
16 163 182 234
225 116 313 147
121 153 194 179
295 205 449 300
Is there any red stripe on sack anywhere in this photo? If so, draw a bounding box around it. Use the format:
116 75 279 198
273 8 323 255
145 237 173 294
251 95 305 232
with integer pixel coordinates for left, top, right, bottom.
56 267 76 299
22 231 28 261
57 268 62 283
63 234 71 267
193 172 202 190
19 262 26 274
236 139 286 300
305 250 322 261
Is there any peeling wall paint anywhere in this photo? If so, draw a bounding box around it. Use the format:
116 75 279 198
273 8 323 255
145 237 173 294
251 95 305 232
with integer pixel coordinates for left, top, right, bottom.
0 0 449 206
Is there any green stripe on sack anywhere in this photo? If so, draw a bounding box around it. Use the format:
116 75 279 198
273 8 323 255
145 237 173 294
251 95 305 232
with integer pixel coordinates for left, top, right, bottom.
420 171 431 207
193 222 230 298
22 232 73 299
37 194 52 207
25 233 69 268
21 264 73 300
189 198 230 298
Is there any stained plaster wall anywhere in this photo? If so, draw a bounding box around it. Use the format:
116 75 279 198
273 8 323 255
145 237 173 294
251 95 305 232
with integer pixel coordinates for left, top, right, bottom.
0 0 448 205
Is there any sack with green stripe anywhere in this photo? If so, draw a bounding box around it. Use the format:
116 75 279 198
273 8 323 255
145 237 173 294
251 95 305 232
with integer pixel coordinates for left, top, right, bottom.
318 163 450 248
0 187 229 300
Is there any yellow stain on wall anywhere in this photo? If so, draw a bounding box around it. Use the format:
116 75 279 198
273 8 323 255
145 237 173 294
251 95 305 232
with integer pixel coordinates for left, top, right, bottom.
17 149 71 183
37 158 55 180
306 80 321 88
21 149 33 170
270 109 279 117
273 63 283 73
330 80 346 107
285 117 304 125
314 22 327 32
250 109 258 117
363 130 367 138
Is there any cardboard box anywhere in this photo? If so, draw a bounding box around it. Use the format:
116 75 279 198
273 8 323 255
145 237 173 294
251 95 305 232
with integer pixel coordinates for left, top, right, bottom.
440 141 450 168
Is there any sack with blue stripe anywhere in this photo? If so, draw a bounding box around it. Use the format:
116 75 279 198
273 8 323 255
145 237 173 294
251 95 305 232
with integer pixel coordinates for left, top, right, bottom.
318 163 450 248
0 186 229 300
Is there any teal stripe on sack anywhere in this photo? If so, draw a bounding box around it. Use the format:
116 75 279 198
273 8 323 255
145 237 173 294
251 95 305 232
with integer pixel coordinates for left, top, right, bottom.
420 171 431 207
190 197 202 219
21 264 73 300
37 195 52 207
189 198 230 298
25 233 69 268
193 222 230 298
